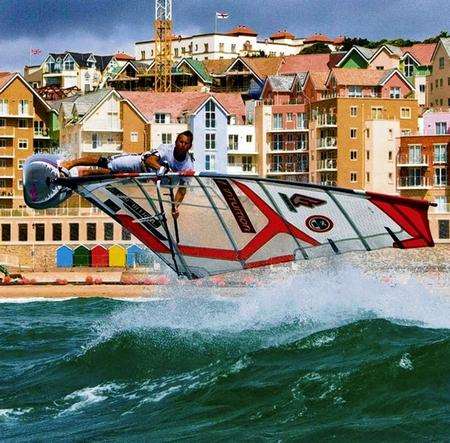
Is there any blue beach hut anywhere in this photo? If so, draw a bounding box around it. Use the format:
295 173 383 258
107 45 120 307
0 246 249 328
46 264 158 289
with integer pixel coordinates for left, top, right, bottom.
56 245 73 268
126 244 143 267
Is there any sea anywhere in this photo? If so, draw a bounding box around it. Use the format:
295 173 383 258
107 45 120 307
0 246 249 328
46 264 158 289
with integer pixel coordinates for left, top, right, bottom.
1 258 450 441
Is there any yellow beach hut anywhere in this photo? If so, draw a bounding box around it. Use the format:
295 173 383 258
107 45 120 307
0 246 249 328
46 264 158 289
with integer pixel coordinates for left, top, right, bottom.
108 244 126 267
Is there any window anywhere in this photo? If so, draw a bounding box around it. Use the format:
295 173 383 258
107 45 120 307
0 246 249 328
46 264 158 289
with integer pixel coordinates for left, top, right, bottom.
371 107 382 119
436 122 447 135
18 139 28 149
390 87 400 98
434 144 447 163
162 133 172 144
130 132 138 142
388 151 393 161
231 44 236 53
350 172 357 182
400 107 411 119
286 113 293 122
19 100 29 115
174 48 179 57
204 43 209 52
122 227 131 241
297 113 307 129
438 220 449 239
350 128 357 139
205 154 215 171
92 133 101 149
205 100 215 128
0 140 6 148
388 129 393 140
435 167 447 186
140 50 145 60
242 156 253 172
18 160 25 170
273 133 283 150
0 118 5 127
401 129 411 136
18 119 27 128
366 151 370 160
440 78 443 87
155 113 168 123
246 134 252 143
388 172 393 182
350 150 357 160
18 223 28 242
64 60 74 70
35 223 45 241
52 223 62 241
439 57 444 69
104 222 114 241
350 106 357 117
1 223 11 242
435 196 447 211
273 113 282 129
87 223 96 241
348 85 362 97
419 84 425 93
404 57 414 77
70 223 79 241
219 42 224 52
366 172 370 182
228 134 238 150
205 133 216 150
0 99 9 114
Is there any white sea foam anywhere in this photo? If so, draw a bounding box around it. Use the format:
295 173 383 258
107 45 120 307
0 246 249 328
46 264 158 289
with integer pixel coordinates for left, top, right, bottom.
0 297 77 304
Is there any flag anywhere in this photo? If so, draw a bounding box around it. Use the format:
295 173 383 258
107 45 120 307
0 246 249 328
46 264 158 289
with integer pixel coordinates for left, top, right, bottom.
30 48 43 56
216 11 229 19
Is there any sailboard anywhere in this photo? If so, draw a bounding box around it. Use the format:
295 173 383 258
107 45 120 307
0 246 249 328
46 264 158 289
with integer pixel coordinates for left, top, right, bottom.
49 172 434 279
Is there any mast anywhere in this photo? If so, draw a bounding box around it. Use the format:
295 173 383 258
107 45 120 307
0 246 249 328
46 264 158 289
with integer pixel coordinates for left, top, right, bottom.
154 0 173 92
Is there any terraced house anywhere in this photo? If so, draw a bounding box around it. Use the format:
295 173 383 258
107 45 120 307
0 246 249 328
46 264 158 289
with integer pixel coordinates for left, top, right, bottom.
427 38 450 107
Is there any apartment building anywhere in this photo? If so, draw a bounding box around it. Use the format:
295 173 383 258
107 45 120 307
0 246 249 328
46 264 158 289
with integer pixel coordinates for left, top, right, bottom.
0 72 56 209
310 68 418 190
428 38 450 107
255 74 309 182
397 125 449 242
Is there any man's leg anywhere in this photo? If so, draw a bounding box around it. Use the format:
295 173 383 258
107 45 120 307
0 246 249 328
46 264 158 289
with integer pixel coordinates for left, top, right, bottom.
78 167 111 177
60 155 103 170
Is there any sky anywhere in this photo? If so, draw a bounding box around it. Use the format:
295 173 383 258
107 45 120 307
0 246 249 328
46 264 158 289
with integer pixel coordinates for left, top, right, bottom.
1 0 448 72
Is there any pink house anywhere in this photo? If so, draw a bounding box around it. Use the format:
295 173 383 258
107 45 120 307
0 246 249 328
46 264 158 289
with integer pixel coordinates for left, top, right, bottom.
422 109 450 135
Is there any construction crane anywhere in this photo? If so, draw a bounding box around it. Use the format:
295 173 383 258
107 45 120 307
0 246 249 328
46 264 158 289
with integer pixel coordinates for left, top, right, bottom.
154 0 172 92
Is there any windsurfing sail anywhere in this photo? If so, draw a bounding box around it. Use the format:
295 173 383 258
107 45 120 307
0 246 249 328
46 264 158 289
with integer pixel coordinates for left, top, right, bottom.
55 172 434 279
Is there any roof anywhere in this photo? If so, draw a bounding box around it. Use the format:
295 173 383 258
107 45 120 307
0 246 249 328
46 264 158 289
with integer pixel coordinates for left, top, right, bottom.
354 45 378 60
442 38 450 57
94 55 113 71
227 25 258 36
303 33 334 44
202 58 234 75
242 57 284 78
270 30 295 40
120 91 246 123
266 75 296 92
401 43 436 65
0 72 15 91
309 71 329 90
115 52 135 61
279 53 341 74
329 67 411 87
333 36 345 45
73 88 112 116
178 58 213 83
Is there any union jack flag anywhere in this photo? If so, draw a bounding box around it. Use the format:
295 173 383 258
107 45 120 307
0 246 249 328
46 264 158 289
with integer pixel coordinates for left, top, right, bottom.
30 48 42 55
216 11 229 19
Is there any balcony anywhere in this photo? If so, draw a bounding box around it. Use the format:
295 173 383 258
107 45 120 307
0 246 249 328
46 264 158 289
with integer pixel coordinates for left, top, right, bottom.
0 167 13 178
397 177 432 189
268 125 309 133
0 188 13 198
317 137 337 150
0 128 14 138
316 115 337 128
227 164 257 175
320 180 337 187
397 155 429 167
0 206 104 218
317 159 337 171
267 163 308 174
268 141 308 153
33 129 50 139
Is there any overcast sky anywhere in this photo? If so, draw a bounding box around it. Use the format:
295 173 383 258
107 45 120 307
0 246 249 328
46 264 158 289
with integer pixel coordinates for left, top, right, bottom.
2 0 448 71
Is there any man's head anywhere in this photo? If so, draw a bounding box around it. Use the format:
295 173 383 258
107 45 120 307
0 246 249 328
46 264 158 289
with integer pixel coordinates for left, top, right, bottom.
174 130 193 160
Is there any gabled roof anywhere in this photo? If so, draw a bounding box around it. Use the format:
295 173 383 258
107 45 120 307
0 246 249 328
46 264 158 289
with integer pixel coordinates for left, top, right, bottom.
94 55 114 71
0 72 53 112
223 57 283 81
431 37 450 60
227 25 258 36
175 58 213 83
336 45 376 68
202 58 234 75
401 43 436 65
309 71 329 90
115 52 135 61
279 53 342 74
303 33 334 44
266 75 296 92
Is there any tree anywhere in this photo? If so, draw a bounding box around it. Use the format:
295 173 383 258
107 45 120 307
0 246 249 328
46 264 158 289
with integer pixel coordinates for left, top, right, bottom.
300 43 331 54
423 31 449 43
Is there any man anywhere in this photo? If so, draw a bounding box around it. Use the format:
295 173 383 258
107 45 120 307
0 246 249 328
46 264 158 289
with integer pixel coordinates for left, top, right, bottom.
60 130 195 219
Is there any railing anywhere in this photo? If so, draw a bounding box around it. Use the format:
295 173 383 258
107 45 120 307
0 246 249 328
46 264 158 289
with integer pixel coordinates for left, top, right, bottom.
432 203 450 213
317 137 337 148
397 155 429 166
317 159 337 171
267 164 308 173
320 180 337 187
268 142 308 152
397 177 431 188
0 167 13 176
317 115 337 126
34 147 64 155
0 188 13 197
227 164 257 174
0 207 104 218
33 129 50 137
43 67 63 74
0 128 14 138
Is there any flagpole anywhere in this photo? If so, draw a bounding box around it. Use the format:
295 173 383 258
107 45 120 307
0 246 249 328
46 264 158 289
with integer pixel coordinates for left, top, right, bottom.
214 14 217 33
29 47 31 67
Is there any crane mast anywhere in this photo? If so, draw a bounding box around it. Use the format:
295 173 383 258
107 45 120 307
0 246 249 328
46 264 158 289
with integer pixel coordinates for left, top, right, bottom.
154 0 172 92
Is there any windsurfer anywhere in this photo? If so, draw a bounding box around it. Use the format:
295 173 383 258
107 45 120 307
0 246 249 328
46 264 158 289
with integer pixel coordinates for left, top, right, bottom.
60 130 195 219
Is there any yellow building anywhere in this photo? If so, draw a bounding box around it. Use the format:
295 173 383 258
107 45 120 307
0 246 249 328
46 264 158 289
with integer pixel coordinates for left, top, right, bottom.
428 38 450 107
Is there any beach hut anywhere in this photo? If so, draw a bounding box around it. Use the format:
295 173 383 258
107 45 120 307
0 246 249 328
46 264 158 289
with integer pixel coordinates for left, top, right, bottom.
109 244 126 267
73 245 91 267
56 245 73 268
126 244 143 268
91 244 109 267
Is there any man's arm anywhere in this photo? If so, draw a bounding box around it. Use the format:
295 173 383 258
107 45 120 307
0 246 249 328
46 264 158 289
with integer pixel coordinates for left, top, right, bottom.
172 186 186 219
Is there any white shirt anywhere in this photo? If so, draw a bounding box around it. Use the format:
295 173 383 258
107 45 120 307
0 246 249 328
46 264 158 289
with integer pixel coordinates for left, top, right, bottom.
151 143 194 172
